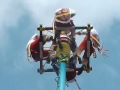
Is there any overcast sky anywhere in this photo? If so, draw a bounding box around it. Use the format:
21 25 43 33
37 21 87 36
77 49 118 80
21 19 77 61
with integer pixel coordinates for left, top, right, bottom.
0 0 120 90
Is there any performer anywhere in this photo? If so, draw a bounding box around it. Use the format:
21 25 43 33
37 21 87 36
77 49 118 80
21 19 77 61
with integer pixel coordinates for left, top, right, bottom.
75 28 107 75
50 8 77 74
26 34 53 62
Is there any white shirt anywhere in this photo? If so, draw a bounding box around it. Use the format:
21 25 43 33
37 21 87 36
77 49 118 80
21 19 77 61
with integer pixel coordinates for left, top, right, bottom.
80 28 101 47
80 28 98 36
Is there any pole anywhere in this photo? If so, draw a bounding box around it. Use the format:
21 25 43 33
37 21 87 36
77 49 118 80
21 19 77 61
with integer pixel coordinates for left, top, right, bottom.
39 25 43 74
37 26 92 31
86 24 91 68
58 62 67 90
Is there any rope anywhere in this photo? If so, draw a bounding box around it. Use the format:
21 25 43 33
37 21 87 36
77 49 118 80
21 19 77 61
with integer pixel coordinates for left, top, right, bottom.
74 79 81 90
52 17 56 39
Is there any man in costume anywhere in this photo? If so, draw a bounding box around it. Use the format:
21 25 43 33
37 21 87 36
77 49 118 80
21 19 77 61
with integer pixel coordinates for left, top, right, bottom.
75 28 107 75
50 8 78 75
26 34 53 62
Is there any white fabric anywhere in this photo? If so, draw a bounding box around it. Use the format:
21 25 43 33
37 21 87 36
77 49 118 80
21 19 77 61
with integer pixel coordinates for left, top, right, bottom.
55 17 71 24
79 28 101 48
26 34 38 49
60 34 68 37
69 8 76 17
60 34 71 40
26 34 38 59
80 28 98 35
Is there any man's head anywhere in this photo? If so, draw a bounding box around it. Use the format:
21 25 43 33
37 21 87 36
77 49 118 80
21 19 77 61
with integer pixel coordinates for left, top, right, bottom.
55 8 76 23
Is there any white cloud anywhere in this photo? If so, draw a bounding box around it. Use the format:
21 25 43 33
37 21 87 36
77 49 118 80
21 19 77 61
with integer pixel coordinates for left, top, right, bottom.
17 0 120 36
0 0 25 28
0 0 25 50
1 0 120 36
21 0 60 25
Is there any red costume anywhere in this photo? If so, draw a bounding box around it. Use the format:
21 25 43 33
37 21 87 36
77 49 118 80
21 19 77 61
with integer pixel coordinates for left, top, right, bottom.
29 37 49 61
26 34 52 62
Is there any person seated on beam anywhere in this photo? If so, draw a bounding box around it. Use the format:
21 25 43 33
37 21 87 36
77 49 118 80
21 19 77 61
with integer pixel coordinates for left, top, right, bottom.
75 28 107 75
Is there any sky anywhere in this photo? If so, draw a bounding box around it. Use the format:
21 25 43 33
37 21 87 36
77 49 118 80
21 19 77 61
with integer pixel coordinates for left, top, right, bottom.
0 0 120 90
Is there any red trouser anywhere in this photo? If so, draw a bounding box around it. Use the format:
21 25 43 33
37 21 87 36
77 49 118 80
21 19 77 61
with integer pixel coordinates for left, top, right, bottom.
79 36 95 58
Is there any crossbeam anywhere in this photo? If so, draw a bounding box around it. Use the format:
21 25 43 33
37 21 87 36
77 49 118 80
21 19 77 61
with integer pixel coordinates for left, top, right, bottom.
37 25 93 31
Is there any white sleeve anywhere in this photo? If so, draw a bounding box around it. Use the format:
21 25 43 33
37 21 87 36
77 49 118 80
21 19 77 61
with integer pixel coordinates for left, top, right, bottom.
80 29 87 35
80 28 98 35
91 28 98 35
26 34 38 49
31 34 38 39
26 39 34 49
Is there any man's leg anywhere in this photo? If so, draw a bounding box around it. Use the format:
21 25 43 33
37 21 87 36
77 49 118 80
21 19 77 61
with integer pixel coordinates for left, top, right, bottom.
51 57 59 76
